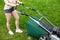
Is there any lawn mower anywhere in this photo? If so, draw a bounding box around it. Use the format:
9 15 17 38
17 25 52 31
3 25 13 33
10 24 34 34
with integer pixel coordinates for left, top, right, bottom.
17 5 60 40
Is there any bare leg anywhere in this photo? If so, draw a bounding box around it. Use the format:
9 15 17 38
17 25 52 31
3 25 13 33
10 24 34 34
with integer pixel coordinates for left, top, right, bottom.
12 10 19 29
5 13 14 35
12 10 23 33
5 13 11 31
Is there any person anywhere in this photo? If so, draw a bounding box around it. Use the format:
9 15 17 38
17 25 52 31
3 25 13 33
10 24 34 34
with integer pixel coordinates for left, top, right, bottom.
4 0 23 35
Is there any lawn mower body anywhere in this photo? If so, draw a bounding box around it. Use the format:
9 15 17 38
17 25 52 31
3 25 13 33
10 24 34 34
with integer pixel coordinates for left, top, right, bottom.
26 16 60 40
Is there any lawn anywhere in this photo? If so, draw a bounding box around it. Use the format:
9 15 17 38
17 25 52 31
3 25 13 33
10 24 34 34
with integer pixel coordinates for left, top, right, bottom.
0 0 60 40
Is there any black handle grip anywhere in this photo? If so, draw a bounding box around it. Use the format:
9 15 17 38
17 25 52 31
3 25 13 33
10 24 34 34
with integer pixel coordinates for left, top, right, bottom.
20 11 29 16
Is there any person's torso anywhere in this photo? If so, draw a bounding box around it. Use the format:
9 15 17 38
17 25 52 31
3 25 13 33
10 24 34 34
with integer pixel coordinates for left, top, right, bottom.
8 0 16 4
4 0 17 10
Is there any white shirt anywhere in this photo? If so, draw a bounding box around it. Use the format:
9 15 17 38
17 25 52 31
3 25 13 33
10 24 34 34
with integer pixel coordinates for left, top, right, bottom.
4 0 16 10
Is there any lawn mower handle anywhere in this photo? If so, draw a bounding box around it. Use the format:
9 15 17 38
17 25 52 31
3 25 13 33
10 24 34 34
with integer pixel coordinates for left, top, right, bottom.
21 4 57 27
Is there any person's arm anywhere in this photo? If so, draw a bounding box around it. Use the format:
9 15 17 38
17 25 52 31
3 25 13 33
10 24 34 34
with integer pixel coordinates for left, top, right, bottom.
4 0 16 6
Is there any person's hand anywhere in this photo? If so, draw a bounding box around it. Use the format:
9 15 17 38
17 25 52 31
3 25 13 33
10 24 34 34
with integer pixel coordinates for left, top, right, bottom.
19 2 23 5
16 4 19 6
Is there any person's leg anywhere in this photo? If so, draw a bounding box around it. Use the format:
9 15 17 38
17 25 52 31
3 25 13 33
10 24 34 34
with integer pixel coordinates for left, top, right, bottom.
5 13 14 35
5 13 11 31
12 10 19 29
12 10 23 33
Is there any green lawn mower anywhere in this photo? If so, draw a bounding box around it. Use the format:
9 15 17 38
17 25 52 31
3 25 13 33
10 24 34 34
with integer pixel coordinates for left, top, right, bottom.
17 5 60 40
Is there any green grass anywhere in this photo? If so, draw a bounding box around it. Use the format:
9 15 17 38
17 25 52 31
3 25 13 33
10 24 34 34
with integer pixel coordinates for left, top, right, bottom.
0 0 60 40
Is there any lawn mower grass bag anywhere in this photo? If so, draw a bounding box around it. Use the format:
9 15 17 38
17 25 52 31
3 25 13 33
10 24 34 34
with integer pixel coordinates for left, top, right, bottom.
26 16 53 39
